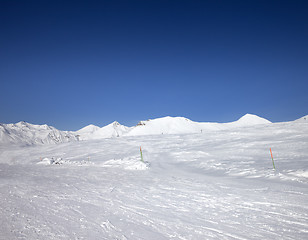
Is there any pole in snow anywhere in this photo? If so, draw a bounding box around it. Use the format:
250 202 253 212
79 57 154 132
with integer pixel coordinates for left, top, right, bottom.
270 148 276 170
140 146 144 163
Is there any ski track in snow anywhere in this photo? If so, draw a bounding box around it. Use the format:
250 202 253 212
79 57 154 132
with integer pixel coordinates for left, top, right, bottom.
0 122 308 239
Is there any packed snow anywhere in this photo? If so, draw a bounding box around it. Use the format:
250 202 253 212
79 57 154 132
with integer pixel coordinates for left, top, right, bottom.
0 114 308 239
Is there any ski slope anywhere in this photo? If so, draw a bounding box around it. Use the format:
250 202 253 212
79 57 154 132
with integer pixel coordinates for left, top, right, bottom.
0 116 308 239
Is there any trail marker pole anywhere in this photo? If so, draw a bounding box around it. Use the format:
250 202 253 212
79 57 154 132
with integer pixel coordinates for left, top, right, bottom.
140 146 144 163
270 148 276 170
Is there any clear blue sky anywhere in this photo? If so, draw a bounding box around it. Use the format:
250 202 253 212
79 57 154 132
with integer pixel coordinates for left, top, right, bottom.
1 0 307 130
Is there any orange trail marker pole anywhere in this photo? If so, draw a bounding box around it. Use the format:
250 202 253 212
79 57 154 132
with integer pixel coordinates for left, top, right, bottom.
270 148 276 170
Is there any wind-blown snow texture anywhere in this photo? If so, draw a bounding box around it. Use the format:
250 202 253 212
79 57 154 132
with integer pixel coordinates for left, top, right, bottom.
0 114 308 239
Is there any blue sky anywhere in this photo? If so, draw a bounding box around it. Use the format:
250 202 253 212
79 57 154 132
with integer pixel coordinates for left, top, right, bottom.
1 0 307 130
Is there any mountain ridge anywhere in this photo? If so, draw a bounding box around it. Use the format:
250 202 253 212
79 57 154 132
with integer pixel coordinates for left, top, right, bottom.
1 114 306 145
0 121 78 145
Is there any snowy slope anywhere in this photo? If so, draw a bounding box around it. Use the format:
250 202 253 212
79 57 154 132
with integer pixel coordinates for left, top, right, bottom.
125 114 271 136
0 121 78 145
126 116 201 136
0 119 307 239
294 115 308 123
76 124 100 134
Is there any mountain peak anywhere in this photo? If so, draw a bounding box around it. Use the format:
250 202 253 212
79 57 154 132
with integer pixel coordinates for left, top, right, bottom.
112 121 120 126
294 115 308 123
236 114 271 125
77 124 100 133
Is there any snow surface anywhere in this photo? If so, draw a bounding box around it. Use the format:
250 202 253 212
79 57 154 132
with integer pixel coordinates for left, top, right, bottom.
0 115 308 239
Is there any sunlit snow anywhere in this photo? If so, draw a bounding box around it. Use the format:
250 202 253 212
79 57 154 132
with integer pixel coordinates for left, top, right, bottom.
1 114 308 239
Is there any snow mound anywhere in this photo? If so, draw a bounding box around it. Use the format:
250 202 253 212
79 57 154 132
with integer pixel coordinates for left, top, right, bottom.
36 157 57 165
36 157 92 166
287 170 308 179
102 157 150 170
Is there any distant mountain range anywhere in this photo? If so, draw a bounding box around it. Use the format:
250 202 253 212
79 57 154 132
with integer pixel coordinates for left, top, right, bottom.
1 114 307 145
0 121 77 145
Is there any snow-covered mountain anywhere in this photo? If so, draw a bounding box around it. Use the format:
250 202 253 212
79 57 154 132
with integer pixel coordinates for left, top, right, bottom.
0 121 78 145
1 113 304 145
294 115 308 123
76 124 100 135
125 114 271 136
228 113 271 125
76 121 130 140
73 114 272 140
